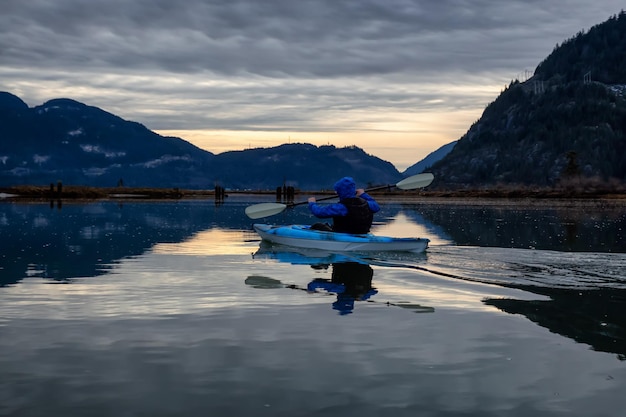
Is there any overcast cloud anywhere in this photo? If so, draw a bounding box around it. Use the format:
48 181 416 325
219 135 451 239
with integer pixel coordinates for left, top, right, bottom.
1 0 623 169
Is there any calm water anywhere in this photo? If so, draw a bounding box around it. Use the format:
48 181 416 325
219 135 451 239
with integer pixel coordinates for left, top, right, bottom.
1 196 626 416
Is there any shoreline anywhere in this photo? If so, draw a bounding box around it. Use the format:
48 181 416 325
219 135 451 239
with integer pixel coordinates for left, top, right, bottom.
1 185 626 205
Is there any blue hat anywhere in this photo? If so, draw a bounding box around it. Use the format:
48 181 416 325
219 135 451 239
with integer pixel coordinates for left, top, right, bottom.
333 177 356 199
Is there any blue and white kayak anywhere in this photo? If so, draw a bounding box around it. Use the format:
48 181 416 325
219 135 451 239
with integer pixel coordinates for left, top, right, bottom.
253 224 429 253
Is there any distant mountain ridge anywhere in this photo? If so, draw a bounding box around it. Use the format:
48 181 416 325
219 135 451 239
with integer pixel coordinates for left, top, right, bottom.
0 94 216 188
0 93 403 190
403 141 456 176
214 143 401 190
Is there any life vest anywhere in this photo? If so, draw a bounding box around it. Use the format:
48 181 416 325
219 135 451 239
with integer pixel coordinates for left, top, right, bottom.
332 197 373 234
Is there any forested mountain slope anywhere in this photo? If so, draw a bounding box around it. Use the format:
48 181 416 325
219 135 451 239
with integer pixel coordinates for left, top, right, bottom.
429 12 626 189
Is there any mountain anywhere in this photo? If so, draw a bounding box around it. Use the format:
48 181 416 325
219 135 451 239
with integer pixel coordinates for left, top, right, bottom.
211 143 401 190
429 11 626 189
0 93 401 189
402 141 456 177
0 93 28 110
0 94 216 188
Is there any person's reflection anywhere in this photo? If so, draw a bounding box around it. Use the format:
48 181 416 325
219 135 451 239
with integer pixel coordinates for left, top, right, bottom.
307 262 377 315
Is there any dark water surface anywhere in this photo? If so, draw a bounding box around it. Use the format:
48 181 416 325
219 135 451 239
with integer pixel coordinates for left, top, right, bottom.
1 197 625 416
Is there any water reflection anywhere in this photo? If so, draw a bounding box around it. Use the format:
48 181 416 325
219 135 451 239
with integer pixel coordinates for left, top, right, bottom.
307 262 377 315
252 238 626 357
373 212 453 246
2 199 626 415
251 242 435 315
244 262 378 315
152 228 256 256
401 201 626 252
411 246 626 361
484 286 626 361
0 201 209 286
0 199 268 286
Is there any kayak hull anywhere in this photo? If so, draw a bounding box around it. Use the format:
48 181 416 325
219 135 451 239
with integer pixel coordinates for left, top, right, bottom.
253 224 429 253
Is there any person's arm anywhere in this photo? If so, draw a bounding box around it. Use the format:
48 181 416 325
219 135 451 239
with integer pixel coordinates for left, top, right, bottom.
308 198 348 218
356 189 380 213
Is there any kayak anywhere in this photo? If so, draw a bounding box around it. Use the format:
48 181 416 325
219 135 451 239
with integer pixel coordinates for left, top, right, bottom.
253 224 429 253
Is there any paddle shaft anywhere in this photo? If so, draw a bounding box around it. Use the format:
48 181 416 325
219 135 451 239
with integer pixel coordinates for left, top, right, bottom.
288 183 396 208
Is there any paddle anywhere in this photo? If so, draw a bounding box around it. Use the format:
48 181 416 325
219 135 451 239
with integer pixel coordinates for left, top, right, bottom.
245 172 434 219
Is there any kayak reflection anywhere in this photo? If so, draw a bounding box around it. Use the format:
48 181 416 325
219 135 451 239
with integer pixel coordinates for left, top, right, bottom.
251 242 434 315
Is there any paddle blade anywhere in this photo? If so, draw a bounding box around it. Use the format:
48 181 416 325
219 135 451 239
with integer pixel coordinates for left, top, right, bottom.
244 275 285 289
396 173 434 190
245 202 287 219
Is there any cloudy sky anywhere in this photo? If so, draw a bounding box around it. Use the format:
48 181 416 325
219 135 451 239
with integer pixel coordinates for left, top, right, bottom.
1 1 623 170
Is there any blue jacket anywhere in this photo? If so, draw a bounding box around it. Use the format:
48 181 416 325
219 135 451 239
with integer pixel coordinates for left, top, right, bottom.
308 176 380 220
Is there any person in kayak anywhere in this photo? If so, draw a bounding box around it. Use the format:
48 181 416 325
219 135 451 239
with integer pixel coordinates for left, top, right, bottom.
307 176 380 234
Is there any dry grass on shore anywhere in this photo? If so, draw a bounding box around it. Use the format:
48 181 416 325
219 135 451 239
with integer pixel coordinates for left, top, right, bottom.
1 182 626 203
0 185 195 200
